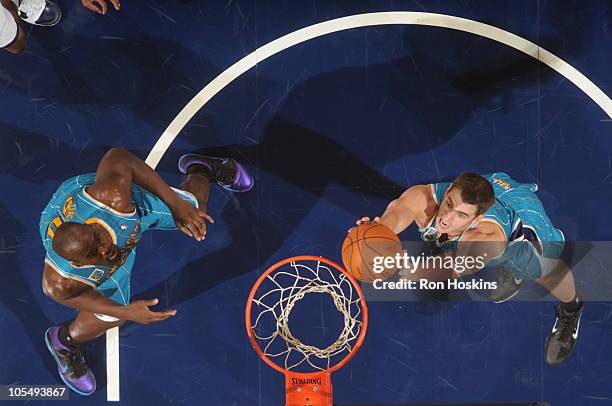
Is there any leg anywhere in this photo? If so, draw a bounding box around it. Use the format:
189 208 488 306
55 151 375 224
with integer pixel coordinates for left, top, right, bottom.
179 167 211 211
68 310 126 343
534 259 577 302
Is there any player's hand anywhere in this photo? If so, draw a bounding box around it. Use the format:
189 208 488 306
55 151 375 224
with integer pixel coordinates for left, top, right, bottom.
81 0 120 15
123 299 176 325
171 199 214 241
355 216 381 225
348 216 380 234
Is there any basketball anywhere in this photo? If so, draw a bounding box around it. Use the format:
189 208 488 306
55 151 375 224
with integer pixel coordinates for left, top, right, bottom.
341 222 402 283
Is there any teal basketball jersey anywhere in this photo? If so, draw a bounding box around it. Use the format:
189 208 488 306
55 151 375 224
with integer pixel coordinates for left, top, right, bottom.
420 172 564 279
40 173 198 304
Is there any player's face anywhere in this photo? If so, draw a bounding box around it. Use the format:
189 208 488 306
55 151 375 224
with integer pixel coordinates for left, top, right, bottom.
73 224 123 266
436 187 480 235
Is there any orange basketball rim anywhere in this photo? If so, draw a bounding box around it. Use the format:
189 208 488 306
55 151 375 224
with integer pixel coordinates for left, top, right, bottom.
245 255 369 406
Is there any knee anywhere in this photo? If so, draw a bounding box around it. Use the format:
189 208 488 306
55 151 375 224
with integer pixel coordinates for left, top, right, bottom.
69 316 127 342
5 26 26 54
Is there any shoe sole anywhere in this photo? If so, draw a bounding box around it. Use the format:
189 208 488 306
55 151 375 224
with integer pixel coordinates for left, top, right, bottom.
177 154 222 174
44 328 96 396
222 178 254 193
34 10 62 26
544 339 576 367
490 284 523 303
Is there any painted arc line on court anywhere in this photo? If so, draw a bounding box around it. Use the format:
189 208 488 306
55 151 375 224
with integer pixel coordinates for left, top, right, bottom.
144 11 612 169
103 10 612 401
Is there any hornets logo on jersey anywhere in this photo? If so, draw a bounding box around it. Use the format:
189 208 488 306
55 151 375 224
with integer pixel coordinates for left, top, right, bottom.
62 195 76 220
491 177 512 191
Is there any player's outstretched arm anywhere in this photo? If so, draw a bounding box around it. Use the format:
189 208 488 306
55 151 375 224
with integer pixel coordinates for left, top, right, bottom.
42 263 177 324
88 147 179 212
359 185 431 234
42 263 127 318
88 147 210 240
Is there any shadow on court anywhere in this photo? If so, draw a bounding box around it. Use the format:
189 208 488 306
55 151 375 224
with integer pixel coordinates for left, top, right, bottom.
0 122 192 182
132 117 405 309
0 204 57 379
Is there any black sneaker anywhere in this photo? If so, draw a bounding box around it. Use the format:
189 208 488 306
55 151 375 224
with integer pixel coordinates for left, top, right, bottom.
18 0 61 26
489 266 523 303
545 303 583 366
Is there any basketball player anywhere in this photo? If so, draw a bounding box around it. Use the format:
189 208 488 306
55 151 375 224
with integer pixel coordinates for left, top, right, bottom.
40 147 254 395
0 0 61 54
357 172 582 366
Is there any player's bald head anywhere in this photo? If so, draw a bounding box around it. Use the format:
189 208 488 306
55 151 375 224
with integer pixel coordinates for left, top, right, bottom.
52 222 91 261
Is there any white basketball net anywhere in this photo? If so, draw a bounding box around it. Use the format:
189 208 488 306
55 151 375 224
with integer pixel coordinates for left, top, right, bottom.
250 259 365 372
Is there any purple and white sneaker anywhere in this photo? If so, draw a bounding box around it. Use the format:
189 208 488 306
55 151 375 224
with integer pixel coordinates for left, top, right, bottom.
44 326 96 396
178 154 254 192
